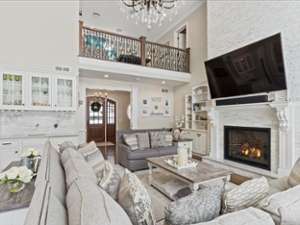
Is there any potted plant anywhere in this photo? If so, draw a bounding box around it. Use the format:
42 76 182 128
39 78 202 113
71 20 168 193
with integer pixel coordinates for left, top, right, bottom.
0 166 33 193
21 148 40 172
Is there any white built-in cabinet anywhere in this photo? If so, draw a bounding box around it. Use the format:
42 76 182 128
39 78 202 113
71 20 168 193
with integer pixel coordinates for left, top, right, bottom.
0 70 77 111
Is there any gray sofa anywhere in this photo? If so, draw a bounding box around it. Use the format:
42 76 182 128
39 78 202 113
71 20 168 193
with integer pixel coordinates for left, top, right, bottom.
117 129 177 171
23 140 282 225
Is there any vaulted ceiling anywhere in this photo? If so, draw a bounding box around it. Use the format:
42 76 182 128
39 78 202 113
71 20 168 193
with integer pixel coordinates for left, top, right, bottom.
80 0 203 41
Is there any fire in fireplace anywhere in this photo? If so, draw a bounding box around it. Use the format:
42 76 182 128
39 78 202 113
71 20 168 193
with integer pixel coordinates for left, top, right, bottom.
224 126 271 170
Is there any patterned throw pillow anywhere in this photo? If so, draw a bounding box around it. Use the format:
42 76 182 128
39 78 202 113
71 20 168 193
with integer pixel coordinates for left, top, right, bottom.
223 177 269 213
165 185 224 225
150 131 166 148
93 161 121 200
78 141 105 169
58 141 76 153
287 157 300 187
123 134 138 151
118 170 155 225
136 133 150 150
163 132 173 147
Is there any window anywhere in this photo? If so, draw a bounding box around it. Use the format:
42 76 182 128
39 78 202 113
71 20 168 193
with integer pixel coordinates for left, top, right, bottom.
89 102 103 125
107 101 115 124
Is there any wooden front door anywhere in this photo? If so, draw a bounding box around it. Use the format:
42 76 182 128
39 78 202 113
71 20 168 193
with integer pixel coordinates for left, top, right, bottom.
86 97 116 144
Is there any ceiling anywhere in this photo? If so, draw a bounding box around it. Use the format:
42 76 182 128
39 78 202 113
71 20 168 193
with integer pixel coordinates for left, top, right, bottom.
80 0 203 41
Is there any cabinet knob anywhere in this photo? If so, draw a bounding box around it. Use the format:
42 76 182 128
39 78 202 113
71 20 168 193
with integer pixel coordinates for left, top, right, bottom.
197 134 201 137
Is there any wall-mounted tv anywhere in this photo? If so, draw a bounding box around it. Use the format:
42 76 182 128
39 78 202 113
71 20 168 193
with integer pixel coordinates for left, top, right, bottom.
205 33 287 99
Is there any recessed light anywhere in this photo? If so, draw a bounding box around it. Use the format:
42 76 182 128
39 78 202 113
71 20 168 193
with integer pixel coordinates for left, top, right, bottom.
161 80 166 85
104 74 109 78
93 12 101 17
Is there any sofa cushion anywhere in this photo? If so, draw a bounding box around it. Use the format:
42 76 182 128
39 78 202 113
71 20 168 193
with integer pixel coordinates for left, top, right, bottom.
124 133 139 151
288 157 300 187
260 184 300 217
194 208 274 225
223 177 269 213
61 148 97 188
48 143 66 204
66 178 133 225
136 133 150 150
24 181 68 225
157 146 177 156
96 161 121 200
165 185 224 225
126 148 160 160
118 169 155 225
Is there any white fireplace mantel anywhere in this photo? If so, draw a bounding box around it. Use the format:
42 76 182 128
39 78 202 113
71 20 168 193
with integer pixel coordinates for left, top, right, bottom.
207 94 294 177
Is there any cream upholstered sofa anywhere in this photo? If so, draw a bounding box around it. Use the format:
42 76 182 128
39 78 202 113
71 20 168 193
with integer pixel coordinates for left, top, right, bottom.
23 141 289 225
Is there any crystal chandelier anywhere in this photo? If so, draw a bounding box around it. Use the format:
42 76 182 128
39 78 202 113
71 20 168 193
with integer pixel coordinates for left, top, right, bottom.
121 0 181 29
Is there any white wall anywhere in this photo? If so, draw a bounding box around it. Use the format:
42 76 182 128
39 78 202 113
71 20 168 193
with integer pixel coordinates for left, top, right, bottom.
0 1 79 74
207 1 300 170
0 1 80 139
78 77 174 142
158 3 207 119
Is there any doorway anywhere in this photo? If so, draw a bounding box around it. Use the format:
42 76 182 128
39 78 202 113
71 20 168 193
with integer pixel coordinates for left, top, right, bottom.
174 24 188 49
86 89 131 161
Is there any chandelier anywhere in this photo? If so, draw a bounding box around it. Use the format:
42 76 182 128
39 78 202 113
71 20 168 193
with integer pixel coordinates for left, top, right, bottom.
121 0 181 29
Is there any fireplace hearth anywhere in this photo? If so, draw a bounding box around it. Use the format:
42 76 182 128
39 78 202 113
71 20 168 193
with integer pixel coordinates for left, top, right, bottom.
224 126 271 170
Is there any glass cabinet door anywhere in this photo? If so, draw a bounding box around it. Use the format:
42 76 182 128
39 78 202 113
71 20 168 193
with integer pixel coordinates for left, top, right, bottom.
55 77 74 108
31 75 51 107
2 73 25 107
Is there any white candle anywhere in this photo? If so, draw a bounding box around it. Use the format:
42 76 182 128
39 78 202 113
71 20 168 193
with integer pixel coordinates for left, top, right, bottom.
177 146 188 167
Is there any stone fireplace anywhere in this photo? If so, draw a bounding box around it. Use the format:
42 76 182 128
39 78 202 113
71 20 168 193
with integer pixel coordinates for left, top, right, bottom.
224 126 271 170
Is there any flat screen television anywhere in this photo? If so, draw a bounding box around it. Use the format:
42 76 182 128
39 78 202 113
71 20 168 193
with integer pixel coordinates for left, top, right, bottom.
205 33 287 99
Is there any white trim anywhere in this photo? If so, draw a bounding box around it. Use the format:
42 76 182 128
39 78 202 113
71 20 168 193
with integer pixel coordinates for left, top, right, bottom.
79 57 191 83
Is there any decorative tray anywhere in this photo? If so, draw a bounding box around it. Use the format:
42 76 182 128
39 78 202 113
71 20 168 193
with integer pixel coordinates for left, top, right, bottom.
164 159 198 170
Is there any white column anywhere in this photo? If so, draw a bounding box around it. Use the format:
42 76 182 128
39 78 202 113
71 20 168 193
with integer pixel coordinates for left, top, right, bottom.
207 108 221 161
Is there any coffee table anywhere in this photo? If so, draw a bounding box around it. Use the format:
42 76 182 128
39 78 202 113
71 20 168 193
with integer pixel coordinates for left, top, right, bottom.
147 156 232 200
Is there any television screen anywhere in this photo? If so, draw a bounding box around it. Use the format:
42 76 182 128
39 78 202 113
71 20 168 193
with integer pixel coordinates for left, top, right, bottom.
205 33 287 99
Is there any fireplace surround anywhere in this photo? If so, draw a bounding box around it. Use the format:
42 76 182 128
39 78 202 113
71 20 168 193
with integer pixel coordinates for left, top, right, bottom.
224 126 271 170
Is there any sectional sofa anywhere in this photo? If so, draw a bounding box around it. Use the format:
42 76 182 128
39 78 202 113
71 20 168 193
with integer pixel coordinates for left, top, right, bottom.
23 140 300 225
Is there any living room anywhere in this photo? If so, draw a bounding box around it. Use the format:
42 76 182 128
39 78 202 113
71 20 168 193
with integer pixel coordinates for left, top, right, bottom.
0 1 299 225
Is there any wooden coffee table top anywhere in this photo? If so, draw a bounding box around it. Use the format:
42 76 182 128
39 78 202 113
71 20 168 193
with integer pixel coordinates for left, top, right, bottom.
147 156 232 184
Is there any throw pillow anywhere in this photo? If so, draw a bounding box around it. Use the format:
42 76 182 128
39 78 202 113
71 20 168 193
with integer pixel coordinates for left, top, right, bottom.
66 178 133 225
78 141 105 169
163 132 173 147
223 177 269 213
136 133 150 150
123 134 138 151
287 157 300 187
150 131 166 148
165 185 224 225
95 161 121 200
61 148 97 188
118 169 155 225
58 141 76 153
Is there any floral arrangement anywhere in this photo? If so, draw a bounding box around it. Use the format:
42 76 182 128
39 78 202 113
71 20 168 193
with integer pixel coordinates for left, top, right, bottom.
0 166 33 192
22 148 40 158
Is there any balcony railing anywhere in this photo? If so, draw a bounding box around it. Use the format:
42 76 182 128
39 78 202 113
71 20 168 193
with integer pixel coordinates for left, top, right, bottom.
79 21 190 73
